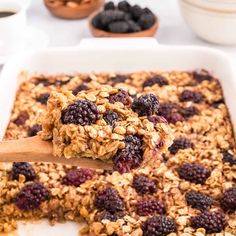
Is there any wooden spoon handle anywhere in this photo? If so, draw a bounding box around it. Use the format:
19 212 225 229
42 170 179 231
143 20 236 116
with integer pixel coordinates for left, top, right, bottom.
0 136 112 170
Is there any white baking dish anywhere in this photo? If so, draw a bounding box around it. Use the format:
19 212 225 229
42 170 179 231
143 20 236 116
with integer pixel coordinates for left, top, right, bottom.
0 38 236 236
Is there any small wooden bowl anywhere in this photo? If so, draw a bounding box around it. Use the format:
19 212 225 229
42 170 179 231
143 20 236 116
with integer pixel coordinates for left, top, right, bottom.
89 11 158 37
44 0 105 19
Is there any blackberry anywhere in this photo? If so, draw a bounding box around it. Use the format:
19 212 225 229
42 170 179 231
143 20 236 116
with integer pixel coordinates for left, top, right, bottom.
14 182 50 211
158 103 184 124
179 90 204 103
54 78 71 86
143 75 169 88
109 75 128 85
193 70 213 83
182 106 199 118
178 163 211 184
138 13 155 30
136 199 166 216
108 21 129 33
220 187 236 212
127 20 141 32
34 78 51 86
148 115 168 125
11 162 36 181
13 111 29 126
97 210 124 222
222 151 236 166
92 13 103 29
158 103 180 117
109 89 132 106
62 168 94 187
113 135 143 173
118 1 130 12
95 187 125 213
167 112 185 124
103 110 119 128
130 5 143 20
142 216 177 236
100 10 125 28
132 94 159 116
168 138 192 155
61 100 99 126
72 84 89 96
36 93 50 105
104 1 115 10
190 211 226 233
132 175 157 195
27 124 42 137
185 191 213 211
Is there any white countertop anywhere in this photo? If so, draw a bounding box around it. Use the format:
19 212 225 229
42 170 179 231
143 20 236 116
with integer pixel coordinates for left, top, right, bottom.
26 0 236 61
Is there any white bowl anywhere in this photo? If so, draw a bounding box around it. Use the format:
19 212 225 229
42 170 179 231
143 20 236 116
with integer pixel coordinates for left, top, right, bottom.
185 0 236 12
178 0 236 45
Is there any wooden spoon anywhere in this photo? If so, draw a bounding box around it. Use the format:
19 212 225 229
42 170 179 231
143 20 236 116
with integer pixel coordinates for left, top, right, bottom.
0 136 112 170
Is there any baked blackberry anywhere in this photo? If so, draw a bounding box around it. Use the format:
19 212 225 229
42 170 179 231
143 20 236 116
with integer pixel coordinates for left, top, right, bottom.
136 199 166 216
103 110 119 128
118 1 130 12
132 175 157 195
193 69 213 82
220 187 236 212
138 12 155 30
108 75 129 85
13 111 29 126
178 163 211 184
143 75 169 88
11 162 36 181
168 138 192 155
148 115 168 125
62 168 94 187
132 94 159 116
108 21 129 33
27 124 42 137
72 84 89 95
113 135 143 173
61 100 99 126
182 106 199 118
179 90 204 103
158 103 184 124
190 211 226 233
109 89 132 106
95 187 125 213
142 216 176 236
104 1 115 10
222 151 236 166
185 191 213 211
14 182 50 211
36 93 50 105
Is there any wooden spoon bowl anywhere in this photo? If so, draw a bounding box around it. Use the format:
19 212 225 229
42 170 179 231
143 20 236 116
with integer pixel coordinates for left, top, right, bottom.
89 11 159 37
44 0 104 19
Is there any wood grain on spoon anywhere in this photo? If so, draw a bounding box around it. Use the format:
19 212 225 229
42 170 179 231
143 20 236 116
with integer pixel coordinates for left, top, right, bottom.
0 136 112 170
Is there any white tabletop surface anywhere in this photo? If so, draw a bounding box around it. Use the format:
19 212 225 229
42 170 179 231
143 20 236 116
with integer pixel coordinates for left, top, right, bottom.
26 0 236 60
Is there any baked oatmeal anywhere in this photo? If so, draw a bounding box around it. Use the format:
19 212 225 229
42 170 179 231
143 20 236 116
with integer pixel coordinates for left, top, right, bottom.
1 70 236 235
39 86 172 168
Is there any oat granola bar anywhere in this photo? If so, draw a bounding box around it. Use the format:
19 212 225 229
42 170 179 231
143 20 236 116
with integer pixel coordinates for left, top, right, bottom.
1 70 236 235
